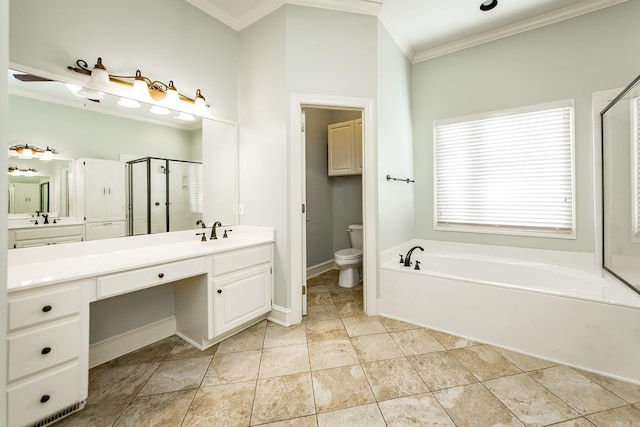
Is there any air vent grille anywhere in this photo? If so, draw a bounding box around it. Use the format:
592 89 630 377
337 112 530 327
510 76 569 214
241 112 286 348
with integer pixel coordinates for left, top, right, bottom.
31 400 85 427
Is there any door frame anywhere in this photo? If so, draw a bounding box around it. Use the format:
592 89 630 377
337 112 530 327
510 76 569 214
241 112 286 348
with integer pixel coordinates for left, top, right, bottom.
290 93 377 324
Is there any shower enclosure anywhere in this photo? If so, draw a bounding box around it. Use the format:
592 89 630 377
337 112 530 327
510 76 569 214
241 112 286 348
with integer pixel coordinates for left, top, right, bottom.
601 73 640 294
127 157 203 235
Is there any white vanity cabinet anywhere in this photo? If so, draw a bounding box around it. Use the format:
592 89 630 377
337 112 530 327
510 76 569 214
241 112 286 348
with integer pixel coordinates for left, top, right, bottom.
174 242 273 348
6 281 89 427
211 244 273 336
77 158 126 240
328 119 362 176
9 224 84 249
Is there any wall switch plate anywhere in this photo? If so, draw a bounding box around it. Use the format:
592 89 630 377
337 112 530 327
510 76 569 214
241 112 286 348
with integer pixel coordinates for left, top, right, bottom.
238 204 244 216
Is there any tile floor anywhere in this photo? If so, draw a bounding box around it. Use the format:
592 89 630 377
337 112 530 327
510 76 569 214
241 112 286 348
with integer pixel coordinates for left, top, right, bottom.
57 270 640 426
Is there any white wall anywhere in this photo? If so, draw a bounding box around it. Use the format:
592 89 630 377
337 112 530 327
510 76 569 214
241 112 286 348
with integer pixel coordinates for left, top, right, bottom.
377 22 414 250
412 1 640 254
238 8 288 306
0 0 8 421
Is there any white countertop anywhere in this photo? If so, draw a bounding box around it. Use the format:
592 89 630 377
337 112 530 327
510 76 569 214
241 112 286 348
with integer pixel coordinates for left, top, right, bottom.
8 226 275 291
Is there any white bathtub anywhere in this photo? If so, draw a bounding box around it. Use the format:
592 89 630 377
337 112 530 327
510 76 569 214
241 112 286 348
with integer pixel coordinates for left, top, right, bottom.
379 241 640 384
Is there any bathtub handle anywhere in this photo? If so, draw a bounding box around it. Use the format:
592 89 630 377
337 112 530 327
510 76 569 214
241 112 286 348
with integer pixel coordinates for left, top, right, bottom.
414 260 421 270
398 254 404 264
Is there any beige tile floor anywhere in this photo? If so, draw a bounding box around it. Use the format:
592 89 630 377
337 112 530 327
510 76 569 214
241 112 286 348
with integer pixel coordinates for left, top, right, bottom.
57 270 640 426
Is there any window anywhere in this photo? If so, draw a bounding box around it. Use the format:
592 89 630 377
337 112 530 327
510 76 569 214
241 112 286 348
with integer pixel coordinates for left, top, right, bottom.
434 100 575 238
633 97 640 240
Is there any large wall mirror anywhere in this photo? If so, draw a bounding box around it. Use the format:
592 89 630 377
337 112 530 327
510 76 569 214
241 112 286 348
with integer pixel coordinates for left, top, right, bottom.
601 73 640 294
7 66 238 240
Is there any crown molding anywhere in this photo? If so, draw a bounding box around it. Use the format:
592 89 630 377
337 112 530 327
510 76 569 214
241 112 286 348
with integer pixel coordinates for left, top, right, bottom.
287 0 382 17
185 0 244 30
413 0 629 63
186 0 382 31
377 7 414 61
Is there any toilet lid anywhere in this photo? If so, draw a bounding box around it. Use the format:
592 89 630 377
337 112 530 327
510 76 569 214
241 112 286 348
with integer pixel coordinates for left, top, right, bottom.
335 248 363 260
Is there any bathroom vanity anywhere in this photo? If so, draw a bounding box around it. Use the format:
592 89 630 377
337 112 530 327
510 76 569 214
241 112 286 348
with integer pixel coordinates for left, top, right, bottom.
6 226 274 427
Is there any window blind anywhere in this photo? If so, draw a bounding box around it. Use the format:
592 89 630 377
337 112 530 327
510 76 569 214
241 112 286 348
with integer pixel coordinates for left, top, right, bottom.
189 163 203 214
633 97 640 237
434 101 574 236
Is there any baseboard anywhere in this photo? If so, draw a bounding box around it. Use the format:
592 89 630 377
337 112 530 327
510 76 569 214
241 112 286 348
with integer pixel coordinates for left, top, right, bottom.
307 260 336 278
267 305 293 327
89 316 176 368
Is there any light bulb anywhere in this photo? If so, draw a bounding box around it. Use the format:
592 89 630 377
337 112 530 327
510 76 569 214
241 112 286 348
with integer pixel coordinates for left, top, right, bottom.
164 81 180 108
40 147 54 161
194 89 208 116
85 57 111 91
19 145 33 159
132 70 152 102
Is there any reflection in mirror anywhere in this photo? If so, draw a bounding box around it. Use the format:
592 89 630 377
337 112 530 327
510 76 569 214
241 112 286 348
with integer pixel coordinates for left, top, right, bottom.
601 73 640 294
8 67 238 246
7 157 72 215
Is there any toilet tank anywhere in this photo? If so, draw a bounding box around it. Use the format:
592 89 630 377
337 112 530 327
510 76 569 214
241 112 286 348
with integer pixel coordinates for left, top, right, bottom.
348 224 363 249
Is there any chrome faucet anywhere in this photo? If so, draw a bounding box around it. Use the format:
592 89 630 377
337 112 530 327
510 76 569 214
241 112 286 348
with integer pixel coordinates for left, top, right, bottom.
404 245 424 267
210 221 222 240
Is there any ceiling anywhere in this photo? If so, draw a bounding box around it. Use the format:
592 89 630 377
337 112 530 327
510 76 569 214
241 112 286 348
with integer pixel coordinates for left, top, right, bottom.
185 0 627 62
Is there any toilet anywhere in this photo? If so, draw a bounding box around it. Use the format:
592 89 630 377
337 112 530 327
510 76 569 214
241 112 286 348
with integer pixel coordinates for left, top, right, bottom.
334 224 363 288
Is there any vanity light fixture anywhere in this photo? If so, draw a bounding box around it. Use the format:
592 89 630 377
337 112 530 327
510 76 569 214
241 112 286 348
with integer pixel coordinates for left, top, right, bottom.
67 57 211 115
480 0 498 11
9 144 59 161
40 146 55 161
8 166 38 176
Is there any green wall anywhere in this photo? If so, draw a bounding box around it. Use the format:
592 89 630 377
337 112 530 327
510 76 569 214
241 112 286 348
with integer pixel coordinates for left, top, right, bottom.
412 1 640 253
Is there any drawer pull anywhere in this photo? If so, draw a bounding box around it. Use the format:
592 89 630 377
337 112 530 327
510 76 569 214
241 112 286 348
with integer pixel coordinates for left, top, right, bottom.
41 347 52 355
158 273 165 279
42 305 52 313
40 395 50 403
217 289 222 294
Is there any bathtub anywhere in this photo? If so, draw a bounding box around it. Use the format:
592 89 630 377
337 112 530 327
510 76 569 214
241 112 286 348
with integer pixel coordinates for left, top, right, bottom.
379 241 640 384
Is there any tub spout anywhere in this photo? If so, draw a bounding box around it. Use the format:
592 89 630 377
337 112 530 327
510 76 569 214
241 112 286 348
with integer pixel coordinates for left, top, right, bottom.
404 246 424 267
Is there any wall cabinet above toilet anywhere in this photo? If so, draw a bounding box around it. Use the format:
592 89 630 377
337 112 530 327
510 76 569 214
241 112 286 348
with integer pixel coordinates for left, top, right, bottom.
328 119 362 176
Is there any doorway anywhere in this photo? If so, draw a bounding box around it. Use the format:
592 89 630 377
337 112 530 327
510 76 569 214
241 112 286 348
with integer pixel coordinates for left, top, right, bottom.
302 107 363 314
290 94 377 325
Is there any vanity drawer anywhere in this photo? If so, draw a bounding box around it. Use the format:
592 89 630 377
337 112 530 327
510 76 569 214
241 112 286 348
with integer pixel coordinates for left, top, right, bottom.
97 257 206 299
9 286 80 331
8 362 81 427
15 224 84 240
8 318 80 382
212 244 272 276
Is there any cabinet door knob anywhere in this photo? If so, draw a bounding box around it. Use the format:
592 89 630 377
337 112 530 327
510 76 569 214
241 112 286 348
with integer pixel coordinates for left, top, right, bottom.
40 395 50 403
41 347 52 355
217 289 222 294
42 305 52 313
158 273 165 278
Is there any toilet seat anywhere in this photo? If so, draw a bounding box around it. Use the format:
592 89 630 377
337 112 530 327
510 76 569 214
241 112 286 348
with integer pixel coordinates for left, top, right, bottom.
335 248 363 260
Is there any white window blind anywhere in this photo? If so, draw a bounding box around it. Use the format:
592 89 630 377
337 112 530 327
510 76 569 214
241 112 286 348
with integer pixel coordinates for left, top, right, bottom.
434 100 574 237
633 97 640 238
189 163 203 214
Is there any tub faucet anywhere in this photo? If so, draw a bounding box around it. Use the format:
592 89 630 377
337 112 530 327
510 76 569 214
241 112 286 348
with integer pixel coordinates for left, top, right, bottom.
404 245 424 267
210 221 222 240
